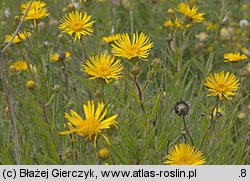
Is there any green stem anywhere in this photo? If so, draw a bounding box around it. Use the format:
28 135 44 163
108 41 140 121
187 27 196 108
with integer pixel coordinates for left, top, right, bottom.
129 0 134 35
182 116 194 146
0 0 34 165
199 96 220 150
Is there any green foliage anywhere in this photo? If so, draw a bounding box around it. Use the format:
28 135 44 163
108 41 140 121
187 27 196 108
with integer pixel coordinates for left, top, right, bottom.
0 0 249 165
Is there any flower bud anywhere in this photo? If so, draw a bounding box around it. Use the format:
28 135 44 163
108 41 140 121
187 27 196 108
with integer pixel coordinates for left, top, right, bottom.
14 16 20 25
26 80 36 90
130 64 140 77
99 148 109 159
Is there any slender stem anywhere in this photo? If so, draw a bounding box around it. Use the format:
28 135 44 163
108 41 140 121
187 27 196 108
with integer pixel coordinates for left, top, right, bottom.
81 37 87 62
0 0 34 165
90 36 96 54
141 68 153 93
0 56 21 164
182 116 194 146
199 96 220 150
100 82 105 103
61 60 69 94
129 0 134 35
125 72 145 111
71 138 78 164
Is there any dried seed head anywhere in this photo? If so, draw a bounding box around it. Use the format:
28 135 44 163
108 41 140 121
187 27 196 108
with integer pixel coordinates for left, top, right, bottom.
63 147 73 158
53 84 61 92
174 99 190 117
151 58 161 69
58 52 66 61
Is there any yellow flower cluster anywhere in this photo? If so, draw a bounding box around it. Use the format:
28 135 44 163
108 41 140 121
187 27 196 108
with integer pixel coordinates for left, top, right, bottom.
20 0 49 28
163 2 205 32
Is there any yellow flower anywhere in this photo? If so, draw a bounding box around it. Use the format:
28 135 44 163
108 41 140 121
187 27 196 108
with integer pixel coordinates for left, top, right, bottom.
212 107 223 117
224 52 247 62
111 32 153 60
83 53 124 83
102 34 121 43
166 8 175 15
204 71 240 100
60 100 118 147
51 52 71 62
164 143 206 165
20 1 49 28
5 31 31 44
164 20 174 28
26 80 36 90
164 19 183 30
176 2 205 23
10 60 28 71
58 10 95 42
206 22 217 31
174 18 183 29
99 148 109 159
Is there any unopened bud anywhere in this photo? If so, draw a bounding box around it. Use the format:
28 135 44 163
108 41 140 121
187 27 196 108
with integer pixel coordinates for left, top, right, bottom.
14 16 20 25
130 64 140 77
99 148 109 159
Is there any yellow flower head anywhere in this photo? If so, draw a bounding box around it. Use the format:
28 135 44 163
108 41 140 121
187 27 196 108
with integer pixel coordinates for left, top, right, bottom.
164 143 206 165
26 80 36 90
176 2 205 23
58 10 95 42
51 52 71 62
10 60 28 71
166 8 175 15
206 22 217 31
224 52 247 62
164 18 183 30
204 71 240 100
83 53 124 83
99 148 109 159
20 1 49 28
212 107 223 117
5 31 31 44
164 20 174 28
174 18 183 29
111 32 153 60
102 34 121 44
60 100 118 147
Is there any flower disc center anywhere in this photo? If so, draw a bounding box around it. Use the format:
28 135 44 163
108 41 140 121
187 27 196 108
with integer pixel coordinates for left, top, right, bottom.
72 22 83 31
217 83 227 93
